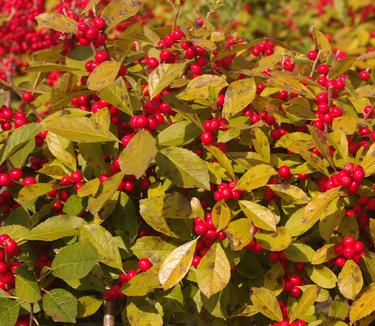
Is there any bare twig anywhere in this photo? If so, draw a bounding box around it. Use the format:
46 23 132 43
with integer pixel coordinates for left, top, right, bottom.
103 300 115 326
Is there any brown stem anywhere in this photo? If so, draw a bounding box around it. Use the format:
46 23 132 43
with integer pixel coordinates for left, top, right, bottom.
309 50 321 78
29 304 34 326
172 5 180 31
103 300 115 326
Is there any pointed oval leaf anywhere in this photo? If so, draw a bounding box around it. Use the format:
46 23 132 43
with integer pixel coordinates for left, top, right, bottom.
81 224 122 270
148 63 186 98
87 61 121 91
0 299 21 326
119 129 157 179
338 260 363 300
122 266 161 296
306 266 337 289
51 241 100 281
156 147 210 190
239 200 277 232
25 215 85 241
255 227 291 251
197 243 231 298
159 239 197 290
223 78 256 118
236 164 275 191
15 266 41 303
290 285 319 322
250 287 283 321
224 218 252 251
350 283 375 323
36 13 77 33
212 200 231 230
267 184 310 204
42 288 77 323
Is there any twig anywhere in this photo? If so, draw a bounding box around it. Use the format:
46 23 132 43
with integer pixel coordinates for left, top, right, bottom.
172 4 181 31
103 300 115 326
29 304 34 326
309 50 321 78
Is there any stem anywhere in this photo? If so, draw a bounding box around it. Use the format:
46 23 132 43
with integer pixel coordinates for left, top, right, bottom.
309 50 321 78
172 4 180 31
103 300 115 326
29 304 34 326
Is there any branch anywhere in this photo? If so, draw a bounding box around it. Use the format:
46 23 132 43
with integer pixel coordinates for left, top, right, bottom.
103 300 115 326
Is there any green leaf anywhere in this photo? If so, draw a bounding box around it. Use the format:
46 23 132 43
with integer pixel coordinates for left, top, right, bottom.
250 287 283 321
212 200 231 230
17 183 54 206
362 143 375 176
46 132 76 170
148 63 186 98
222 78 256 118
87 61 121 91
0 299 21 326
285 243 315 262
313 29 332 62
197 243 231 298
63 195 83 216
290 285 319 322
126 299 163 326
236 164 275 191
224 218 252 251
99 78 133 115
285 187 340 236
338 260 363 300
157 121 200 147
51 241 100 281
101 1 139 29
131 236 176 265
15 266 41 303
156 147 210 190
88 172 124 216
77 178 100 197
1 123 42 164
77 296 102 318
255 227 291 251
350 283 375 323
267 184 310 204
122 266 161 296
207 145 235 179
319 198 345 241
42 288 78 323
44 116 117 143
178 74 227 101
25 215 85 241
328 57 354 79
81 224 122 270
306 266 337 289
327 130 349 162
250 128 271 163
119 129 157 179
239 200 277 232
0 225 28 242
159 239 197 290
36 13 77 33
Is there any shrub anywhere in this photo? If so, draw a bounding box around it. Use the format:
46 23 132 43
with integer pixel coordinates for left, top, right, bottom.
0 0 374 325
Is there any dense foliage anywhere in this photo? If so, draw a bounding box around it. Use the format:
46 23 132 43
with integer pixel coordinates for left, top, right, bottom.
0 0 374 325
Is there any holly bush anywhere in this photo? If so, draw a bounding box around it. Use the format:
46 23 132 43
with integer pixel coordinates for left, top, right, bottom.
0 0 375 325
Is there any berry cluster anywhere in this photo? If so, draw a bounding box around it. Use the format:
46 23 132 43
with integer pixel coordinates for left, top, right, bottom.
213 180 244 201
283 273 304 297
0 234 21 291
272 301 307 326
251 41 275 56
0 106 29 131
345 196 374 228
200 118 229 146
76 16 107 47
333 236 365 267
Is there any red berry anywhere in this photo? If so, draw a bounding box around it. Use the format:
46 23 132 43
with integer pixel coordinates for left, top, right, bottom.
353 241 364 253
317 64 329 75
0 174 10 186
200 131 214 146
138 258 152 272
307 50 317 60
4 239 19 257
290 286 302 297
278 165 292 180
359 71 370 81
22 91 34 103
93 17 107 29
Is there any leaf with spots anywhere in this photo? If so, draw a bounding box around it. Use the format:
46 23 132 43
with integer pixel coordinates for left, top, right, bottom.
224 218 252 251
250 287 283 321
350 283 375 323
338 260 363 300
239 200 277 232
196 242 231 298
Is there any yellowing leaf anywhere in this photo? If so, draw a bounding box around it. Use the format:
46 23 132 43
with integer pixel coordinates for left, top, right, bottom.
122 266 161 296
207 145 235 179
350 283 375 323
101 1 139 29
250 128 271 163
119 129 157 179
255 227 291 251
236 164 275 191
196 243 231 298
159 239 197 290
306 266 337 289
77 296 102 318
268 184 310 204
87 61 121 91
290 285 319 322
148 63 186 99
338 260 363 300
44 116 117 143
239 200 277 232
222 78 256 118
212 200 231 230
313 29 332 62
224 218 252 251
178 74 227 101
36 13 77 33
156 147 210 190
250 287 283 322
362 143 375 176
17 183 54 206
